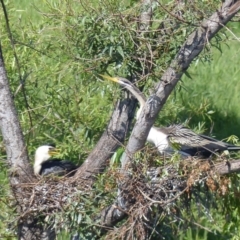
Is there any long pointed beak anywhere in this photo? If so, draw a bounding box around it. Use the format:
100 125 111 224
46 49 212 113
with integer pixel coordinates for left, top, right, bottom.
48 148 60 156
99 74 119 83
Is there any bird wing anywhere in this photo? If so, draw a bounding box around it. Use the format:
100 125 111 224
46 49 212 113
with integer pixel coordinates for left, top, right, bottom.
161 125 211 147
149 125 240 157
199 134 239 147
161 125 236 157
40 159 77 176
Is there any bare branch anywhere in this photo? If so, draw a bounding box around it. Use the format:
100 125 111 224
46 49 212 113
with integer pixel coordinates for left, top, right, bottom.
74 97 137 184
216 159 240 175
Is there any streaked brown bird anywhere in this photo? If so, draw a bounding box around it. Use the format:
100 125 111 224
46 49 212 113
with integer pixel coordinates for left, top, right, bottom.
100 75 240 157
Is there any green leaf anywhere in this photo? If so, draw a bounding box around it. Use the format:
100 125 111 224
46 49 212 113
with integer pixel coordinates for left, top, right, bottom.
117 45 124 58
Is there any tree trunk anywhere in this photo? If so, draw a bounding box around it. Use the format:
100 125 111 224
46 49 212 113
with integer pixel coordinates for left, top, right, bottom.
0 44 56 239
74 93 138 184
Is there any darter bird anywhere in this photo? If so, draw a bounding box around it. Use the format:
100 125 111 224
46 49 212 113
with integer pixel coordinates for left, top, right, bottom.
34 144 77 176
100 75 240 157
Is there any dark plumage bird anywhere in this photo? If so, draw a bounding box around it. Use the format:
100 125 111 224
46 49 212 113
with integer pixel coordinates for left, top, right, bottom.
34 145 77 176
100 75 240 158
160 124 240 157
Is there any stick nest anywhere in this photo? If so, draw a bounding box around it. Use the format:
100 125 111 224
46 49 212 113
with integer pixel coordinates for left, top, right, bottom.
12 176 87 220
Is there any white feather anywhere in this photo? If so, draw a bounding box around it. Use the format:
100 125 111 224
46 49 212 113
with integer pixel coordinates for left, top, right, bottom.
34 146 52 175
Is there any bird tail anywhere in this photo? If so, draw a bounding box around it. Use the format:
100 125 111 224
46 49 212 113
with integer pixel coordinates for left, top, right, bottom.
227 146 240 151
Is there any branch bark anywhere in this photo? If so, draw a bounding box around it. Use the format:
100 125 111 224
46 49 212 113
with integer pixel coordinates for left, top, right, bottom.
0 44 32 184
216 159 240 175
74 96 137 184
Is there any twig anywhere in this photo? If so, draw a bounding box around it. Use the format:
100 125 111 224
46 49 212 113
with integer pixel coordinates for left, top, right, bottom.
0 0 33 135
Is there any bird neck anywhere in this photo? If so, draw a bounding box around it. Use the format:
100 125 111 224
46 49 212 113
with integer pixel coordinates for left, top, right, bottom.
136 106 143 119
34 163 42 175
134 93 146 108
34 154 50 175
134 95 145 120
125 86 146 120
147 127 169 153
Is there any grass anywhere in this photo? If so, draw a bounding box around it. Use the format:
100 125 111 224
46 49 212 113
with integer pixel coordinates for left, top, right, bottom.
9 0 44 22
180 37 240 139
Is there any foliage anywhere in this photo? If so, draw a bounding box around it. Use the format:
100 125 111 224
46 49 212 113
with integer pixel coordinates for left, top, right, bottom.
0 160 16 239
0 0 240 239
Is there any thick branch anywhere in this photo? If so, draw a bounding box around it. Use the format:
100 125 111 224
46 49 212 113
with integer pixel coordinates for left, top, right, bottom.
0 42 42 240
0 44 32 184
216 159 240 175
74 97 137 183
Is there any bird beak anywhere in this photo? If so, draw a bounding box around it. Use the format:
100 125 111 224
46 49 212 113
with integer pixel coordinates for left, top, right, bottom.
48 148 60 156
99 74 119 83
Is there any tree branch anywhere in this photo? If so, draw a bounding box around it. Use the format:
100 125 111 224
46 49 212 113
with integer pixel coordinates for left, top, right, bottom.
0 44 32 184
216 159 240 175
0 41 43 240
74 96 137 184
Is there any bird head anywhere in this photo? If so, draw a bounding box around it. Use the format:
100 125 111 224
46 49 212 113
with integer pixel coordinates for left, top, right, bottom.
99 74 147 119
35 145 60 163
34 145 60 176
99 74 133 89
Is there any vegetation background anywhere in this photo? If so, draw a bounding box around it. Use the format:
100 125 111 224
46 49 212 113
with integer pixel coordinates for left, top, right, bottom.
0 0 240 239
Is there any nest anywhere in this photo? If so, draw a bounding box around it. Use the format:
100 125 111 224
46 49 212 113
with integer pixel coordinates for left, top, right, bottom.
12 176 87 220
105 151 231 239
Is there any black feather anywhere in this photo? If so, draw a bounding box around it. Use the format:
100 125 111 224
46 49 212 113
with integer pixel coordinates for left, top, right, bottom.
40 159 77 176
44 143 56 148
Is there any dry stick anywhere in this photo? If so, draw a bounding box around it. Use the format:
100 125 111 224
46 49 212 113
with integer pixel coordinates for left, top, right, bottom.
157 0 199 27
137 186 188 207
